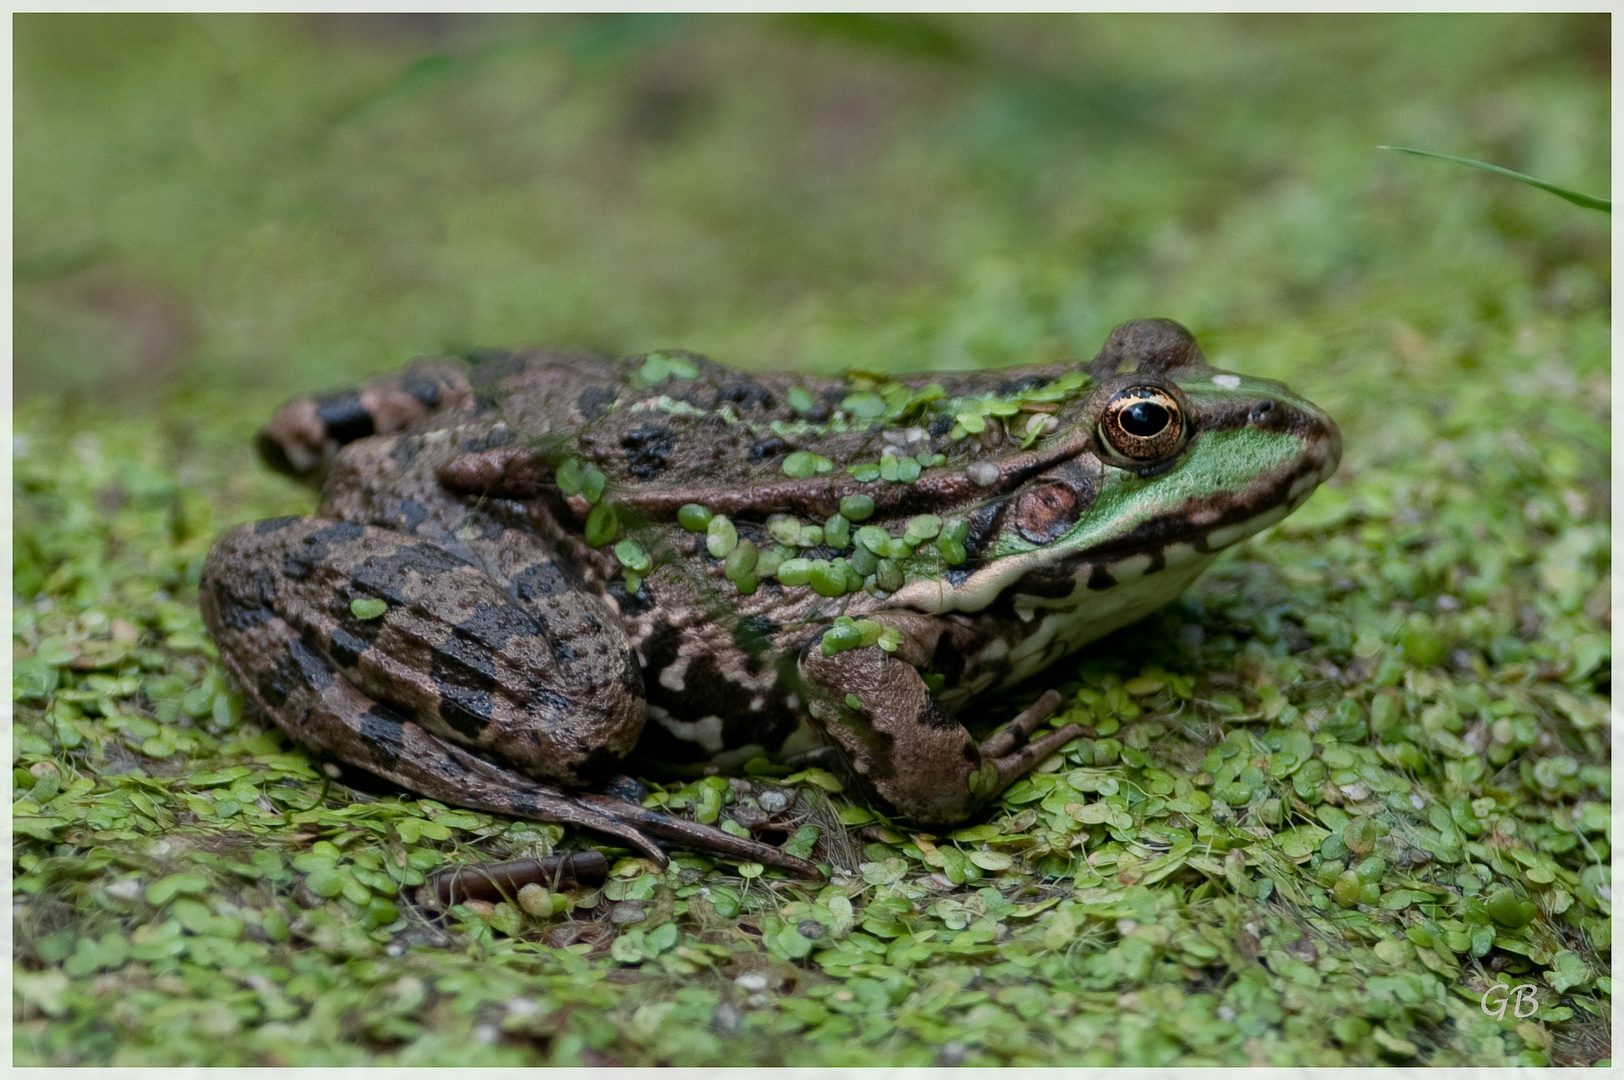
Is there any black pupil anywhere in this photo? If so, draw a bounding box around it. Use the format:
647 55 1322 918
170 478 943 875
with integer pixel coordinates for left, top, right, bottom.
1121 401 1170 437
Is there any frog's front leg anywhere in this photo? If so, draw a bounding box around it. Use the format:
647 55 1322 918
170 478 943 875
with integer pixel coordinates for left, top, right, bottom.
799 644 1083 830
201 517 819 876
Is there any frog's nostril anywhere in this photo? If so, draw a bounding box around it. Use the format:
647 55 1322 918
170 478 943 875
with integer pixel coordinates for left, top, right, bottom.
1249 400 1275 422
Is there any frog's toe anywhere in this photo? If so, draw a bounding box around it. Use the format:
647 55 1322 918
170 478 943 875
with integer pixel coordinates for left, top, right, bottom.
978 689 1066 758
576 794 822 879
978 690 1084 789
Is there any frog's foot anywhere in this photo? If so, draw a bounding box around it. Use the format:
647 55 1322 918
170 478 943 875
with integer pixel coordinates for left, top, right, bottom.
573 793 822 878
978 689 1086 788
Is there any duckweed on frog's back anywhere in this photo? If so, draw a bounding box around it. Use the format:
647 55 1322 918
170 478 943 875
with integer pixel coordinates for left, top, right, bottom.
201 319 1341 873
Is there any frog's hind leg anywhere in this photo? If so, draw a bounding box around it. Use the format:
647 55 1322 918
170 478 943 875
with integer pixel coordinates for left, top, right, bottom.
204 596 662 859
207 600 818 877
202 518 820 877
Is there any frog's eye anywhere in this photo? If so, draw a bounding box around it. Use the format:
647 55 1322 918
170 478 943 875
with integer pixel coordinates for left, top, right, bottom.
1097 386 1186 464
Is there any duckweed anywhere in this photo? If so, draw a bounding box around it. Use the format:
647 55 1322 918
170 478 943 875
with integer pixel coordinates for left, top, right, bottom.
677 503 713 532
637 351 699 385
614 539 652 575
775 557 813 587
807 559 847 597
12 13 1607 1072
823 513 852 549
704 515 738 558
854 525 891 555
348 598 387 620
781 451 834 479
837 494 875 522
723 538 757 579
903 514 942 543
583 502 619 547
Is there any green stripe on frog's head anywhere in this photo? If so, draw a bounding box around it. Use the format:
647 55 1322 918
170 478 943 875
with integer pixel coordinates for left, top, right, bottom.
889 320 1342 616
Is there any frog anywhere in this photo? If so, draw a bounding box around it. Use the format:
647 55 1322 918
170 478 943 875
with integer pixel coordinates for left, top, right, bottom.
200 318 1340 878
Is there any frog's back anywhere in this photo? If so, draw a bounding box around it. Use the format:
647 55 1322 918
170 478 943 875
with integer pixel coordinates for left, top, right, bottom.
259 343 1080 511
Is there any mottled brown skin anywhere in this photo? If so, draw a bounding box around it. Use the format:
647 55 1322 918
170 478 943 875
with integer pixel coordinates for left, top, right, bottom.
201 320 1342 874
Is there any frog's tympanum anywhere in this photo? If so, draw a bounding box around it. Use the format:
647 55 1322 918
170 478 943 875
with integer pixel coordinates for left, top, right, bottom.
202 319 1340 876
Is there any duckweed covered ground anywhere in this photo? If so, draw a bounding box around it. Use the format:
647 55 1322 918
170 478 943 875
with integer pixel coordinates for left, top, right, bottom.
13 14 1610 1066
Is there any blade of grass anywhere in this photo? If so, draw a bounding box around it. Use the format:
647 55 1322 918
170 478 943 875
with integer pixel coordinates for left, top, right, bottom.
1378 145 1609 212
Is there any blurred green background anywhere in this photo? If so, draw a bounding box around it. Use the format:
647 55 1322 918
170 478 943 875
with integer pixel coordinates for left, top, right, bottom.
17 12 1607 417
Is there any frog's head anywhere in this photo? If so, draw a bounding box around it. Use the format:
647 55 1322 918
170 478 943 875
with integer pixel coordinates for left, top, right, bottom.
891 319 1342 629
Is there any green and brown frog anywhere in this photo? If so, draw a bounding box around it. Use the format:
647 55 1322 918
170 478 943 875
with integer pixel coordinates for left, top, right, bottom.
201 319 1340 877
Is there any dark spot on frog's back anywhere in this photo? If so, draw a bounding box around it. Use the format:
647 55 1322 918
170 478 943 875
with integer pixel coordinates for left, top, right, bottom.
963 502 1006 562
254 516 302 535
997 375 1052 397
390 436 422 471
748 436 791 463
328 623 379 670
402 373 443 409
464 349 524 388
389 498 430 533
349 540 470 597
622 423 678 480
718 381 775 411
436 686 494 739
510 559 575 601
257 638 334 710
293 520 369 566
308 520 368 546
358 705 408 769
315 392 375 444
455 601 538 653
733 614 777 656
460 427 515 453
577 385 619 420
211 572 278 631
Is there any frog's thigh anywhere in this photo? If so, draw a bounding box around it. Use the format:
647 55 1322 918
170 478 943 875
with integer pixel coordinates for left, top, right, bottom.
799 647 1081 829
202 592 690 863
202 517 643 786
